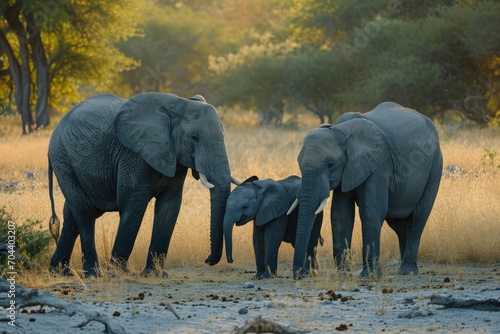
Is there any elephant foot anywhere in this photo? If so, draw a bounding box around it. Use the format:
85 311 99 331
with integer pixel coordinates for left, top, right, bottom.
360 267 382 278
141 268 169 278
260 271 277 279
49 265 73 277
255 271 266 278
84 268 101 278
293 267 308 280
396 264 418 275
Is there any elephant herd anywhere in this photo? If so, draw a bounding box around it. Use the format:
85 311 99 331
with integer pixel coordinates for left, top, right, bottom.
47 93 442 279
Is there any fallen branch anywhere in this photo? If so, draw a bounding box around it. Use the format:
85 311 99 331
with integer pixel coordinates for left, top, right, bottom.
429 294 500 312
0 279 128 334
0 242 37 267
232 316 309 334
164 303 181 320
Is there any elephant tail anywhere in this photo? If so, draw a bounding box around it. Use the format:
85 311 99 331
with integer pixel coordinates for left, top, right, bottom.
48 159 60 244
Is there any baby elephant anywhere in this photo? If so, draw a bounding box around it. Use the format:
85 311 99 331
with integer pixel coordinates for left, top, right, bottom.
224 176 323 278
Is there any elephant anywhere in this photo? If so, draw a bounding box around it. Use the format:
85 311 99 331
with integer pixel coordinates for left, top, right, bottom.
289 102 442 279
47 92 241 277
224 176 324 278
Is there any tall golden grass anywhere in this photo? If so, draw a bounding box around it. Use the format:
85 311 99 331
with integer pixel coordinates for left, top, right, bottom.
0 112 499 281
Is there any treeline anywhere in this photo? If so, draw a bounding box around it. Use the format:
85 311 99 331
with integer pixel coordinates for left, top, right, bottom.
1 0 499 133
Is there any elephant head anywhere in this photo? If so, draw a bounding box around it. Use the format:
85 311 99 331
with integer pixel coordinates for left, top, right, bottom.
292 117 390 278
113 92 239 265
224 176 298 263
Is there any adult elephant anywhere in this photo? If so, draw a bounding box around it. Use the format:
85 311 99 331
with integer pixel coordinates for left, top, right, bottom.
289 102 442 279
224 176 323 278
48 93 240 277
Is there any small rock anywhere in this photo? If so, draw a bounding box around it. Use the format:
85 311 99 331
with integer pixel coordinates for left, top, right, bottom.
266 302 286 308
369 282 377 288
238 308 248 315
402 297 414 305
454 285 465 290
29 318 36 322
113 311 120 316
387 260 399 267
27 172 35 179
398 307 433 318
444 277 451 283
243 282 255 289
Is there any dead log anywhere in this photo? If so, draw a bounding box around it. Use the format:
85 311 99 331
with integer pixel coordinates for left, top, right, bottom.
429 294 500 312
0 279 128 334
233 316 309 334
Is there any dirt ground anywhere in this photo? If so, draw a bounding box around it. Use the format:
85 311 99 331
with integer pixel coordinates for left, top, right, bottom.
1 262 499 333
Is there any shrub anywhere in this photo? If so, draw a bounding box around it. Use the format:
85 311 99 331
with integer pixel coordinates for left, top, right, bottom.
0 206 53 270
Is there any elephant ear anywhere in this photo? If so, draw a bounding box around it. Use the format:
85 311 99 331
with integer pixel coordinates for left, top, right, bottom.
254 179 290 226
337 112 364 124
242 175 259 184
114 93 184 177
336 118 390 193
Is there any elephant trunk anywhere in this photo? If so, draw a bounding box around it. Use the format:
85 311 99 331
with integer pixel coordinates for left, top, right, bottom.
223 214 236 263
293 167 330 279
293 200 317 279
204 157 231 266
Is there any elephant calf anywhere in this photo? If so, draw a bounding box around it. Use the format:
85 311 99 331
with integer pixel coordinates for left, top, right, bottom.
224 176 323 278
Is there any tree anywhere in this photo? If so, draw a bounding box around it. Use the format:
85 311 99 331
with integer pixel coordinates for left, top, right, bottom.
0 0 140 133
209 34 300 122
115 3 227 97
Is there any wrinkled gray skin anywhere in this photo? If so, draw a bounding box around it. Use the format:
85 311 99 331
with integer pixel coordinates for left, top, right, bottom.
48 93 232 277
224 176 323 278
293 102 442 279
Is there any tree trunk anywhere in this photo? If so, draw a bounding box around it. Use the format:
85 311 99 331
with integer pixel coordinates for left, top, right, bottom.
3 3 33 134
27 15 50 128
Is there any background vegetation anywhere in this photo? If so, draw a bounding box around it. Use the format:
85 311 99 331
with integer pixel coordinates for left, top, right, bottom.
1 0 499 131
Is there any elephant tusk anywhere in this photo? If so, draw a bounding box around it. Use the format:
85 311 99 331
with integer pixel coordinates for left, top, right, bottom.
315 198 328 215
199 173 215 189
231 176 242 186
287 198 299 215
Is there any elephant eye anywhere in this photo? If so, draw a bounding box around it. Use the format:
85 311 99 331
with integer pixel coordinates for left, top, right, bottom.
191 134 199 143
242 205 248 210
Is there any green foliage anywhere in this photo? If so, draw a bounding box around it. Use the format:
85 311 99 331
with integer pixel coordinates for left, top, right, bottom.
115 3 227 97
212 0 500 125
482 149 500 171
0 206 53 269
0 0 142 118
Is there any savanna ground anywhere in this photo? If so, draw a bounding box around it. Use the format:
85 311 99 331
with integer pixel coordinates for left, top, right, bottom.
0 112 499 333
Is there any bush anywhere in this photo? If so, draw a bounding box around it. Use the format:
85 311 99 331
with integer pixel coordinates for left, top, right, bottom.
0 206 53 270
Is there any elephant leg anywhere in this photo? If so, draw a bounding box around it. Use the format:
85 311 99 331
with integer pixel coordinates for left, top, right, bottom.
51 165 99 276
111 190 149 270
253 226 266 278
72 208 99 277
357 171 389 277
304 211 323 276
398 154 442 275
262 217 287 278
143 175 186 277
386 217 410 261
331 189 355 270
50 202 79 276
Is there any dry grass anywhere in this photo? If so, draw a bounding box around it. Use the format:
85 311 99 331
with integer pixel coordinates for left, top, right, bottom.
1 113 499 288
